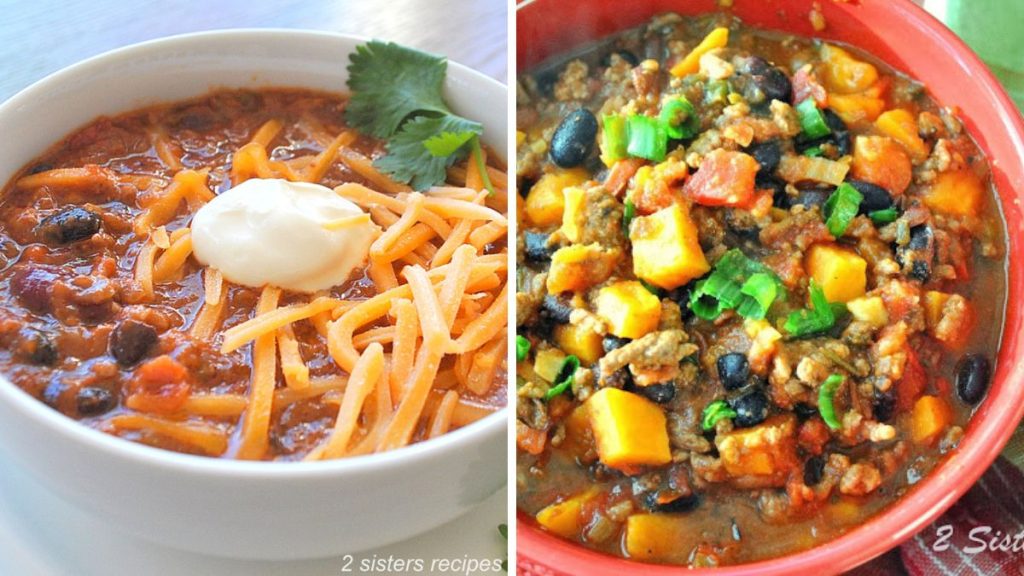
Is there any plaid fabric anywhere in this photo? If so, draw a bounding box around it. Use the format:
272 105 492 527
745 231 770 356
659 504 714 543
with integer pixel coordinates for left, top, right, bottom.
851 427 1024 575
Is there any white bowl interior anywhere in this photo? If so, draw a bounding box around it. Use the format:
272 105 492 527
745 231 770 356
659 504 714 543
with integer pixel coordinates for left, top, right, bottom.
0 29 508 560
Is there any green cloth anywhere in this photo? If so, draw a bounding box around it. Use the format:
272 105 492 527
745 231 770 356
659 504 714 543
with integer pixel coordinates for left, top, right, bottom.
945 0 1024 110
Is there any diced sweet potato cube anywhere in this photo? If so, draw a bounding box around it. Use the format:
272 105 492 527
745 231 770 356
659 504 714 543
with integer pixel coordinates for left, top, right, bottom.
533 348 566 383
546 243 619 294
630 203 710 290
715 414 798 483
625 514 688 561
910 395 952 445
821 44 879 95
923 169 985 217
875 109 929 161
525 169 590 227
846 295 888 327
829 92 886 124
670 27 729 77
560 186 586 242
851 135 912 195
587 388 671 472
805 244 867 303
595 281 661 339
554 323 603 365
535 488 599 538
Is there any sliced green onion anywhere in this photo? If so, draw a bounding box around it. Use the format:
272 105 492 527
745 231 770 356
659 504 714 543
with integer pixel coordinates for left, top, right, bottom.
823 182 864 237
869 207 899 225
640 278 662 296
689 249 784 321
602 114 628 162
659 97 699 140
623 199 636 230
796 99 831 139
626 115 667 162
702 399 737 431
470 137 496 196
516 335 530 362
544 355 580 400
818 374 844 430
783 280 842 337
736 273 778 320
803 146 824 157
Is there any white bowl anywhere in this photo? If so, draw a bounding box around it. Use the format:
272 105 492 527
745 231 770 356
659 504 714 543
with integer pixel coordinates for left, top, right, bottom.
0 30 508 560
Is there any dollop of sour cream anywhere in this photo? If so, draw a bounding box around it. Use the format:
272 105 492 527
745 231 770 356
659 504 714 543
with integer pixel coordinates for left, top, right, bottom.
191 178 379 293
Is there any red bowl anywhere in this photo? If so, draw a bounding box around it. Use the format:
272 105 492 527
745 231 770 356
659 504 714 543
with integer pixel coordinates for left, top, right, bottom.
516 0 1024 574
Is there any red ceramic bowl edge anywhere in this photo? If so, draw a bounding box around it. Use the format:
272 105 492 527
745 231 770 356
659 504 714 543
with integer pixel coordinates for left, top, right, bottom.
516 1 1024 574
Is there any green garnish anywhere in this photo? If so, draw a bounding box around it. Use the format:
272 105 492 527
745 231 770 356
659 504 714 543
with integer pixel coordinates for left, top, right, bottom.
623 200 636 230
640 278 662 296
818 374 844 430
470 137 496 196
602 114 629 162
796 99 831 139
823 182 864 237
869 207 899 224
803 146 824 157
544 355 580 400
626 115 667 162
659 97 700 140
345 41 483 190
689 249 785 321
516 335 530 362
702 399 737 431
783 280 845 337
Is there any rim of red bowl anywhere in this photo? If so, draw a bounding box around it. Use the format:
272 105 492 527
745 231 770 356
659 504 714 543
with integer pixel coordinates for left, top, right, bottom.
516 0 1024 574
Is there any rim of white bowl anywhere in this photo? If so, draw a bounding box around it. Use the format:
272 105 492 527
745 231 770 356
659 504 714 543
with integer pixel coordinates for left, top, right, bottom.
0 28 508 478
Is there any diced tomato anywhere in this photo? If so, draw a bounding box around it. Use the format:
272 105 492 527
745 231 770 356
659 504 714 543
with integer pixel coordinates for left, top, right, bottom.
851 136 912 195
604 158 646 198
793 65 827 107
126 354 191 414
896 348 927 411
797 418 831 455
683 149 759 207
517 420 547 455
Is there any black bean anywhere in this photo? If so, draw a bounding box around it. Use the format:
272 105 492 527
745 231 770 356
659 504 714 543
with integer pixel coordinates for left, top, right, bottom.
847 179 894 213
601 49 639 67
872 389 896 422
737 56 792 104
803 455 826 485
36 206 101 244
550 109 598 168
793 185 833 209
76 386 116 417
636 382 676 404
908 225 933 250
758 175 789 208
746 140 782 176
11 266 58 313
645 490 700 513
730 388 769 428
717 353 749 391
524 231 554 263
724 209 761 241
602 335 631 353
898 225 934 282
109 319 157 367
909 260 931 282
540 295 573 324
16 327 57 366
822 110 851 156
794 402 819 420
666 284 695 320
956 354 991 405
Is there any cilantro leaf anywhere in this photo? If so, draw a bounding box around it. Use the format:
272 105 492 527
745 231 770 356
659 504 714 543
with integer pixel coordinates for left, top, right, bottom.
375 115 482 191
345 41 450 138
423 130 477 157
